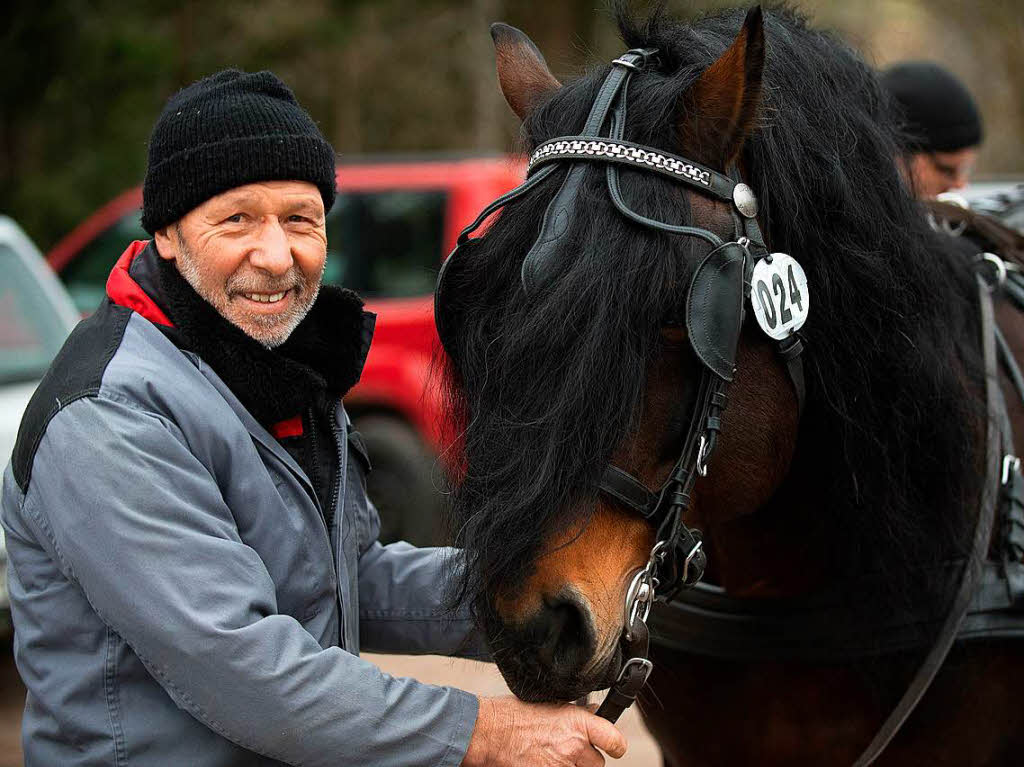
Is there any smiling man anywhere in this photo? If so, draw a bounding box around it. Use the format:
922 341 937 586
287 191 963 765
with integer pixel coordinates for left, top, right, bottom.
157 182 328 348
1 70 625 766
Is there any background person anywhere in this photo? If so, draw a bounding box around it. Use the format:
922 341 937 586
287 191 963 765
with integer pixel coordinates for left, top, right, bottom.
881 60 984 198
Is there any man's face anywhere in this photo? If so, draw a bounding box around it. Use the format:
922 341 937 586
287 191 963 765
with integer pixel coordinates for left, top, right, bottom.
155 180 328 347
904 147 978 199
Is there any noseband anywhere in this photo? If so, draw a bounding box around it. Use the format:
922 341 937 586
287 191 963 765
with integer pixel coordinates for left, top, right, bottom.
435 47 809 722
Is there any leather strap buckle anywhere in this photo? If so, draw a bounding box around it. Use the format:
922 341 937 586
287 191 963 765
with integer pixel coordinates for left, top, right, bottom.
614 657 653 689
612 47 660 71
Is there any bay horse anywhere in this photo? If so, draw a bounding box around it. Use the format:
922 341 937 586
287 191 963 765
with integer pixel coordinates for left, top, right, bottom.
437 5 1024 764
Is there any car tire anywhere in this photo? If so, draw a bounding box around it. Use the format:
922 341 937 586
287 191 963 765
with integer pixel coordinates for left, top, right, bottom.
352 414 446 546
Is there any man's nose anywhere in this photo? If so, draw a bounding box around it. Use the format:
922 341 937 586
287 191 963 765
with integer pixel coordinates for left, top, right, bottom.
248 218 293 275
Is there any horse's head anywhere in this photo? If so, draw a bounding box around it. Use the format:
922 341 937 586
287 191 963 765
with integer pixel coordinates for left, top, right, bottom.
438 6 808 703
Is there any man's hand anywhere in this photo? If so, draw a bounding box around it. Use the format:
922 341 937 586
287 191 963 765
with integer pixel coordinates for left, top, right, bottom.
462 695 628 767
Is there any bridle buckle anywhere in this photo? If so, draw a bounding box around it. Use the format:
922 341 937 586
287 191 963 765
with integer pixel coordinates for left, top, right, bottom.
614 657 653 687
612 47 660 72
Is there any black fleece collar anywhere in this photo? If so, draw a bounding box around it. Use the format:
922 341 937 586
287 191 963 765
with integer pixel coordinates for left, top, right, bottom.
130 243 374 426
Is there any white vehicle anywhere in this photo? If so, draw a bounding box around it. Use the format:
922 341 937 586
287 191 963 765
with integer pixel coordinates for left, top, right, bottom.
0 216 80 632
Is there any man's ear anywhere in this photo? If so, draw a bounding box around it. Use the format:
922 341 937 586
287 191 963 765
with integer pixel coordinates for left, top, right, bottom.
491 22 561 121
153 225 178 260
677 6 765 167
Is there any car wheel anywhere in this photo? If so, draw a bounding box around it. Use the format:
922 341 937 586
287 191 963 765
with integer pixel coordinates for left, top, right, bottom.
352 414 446 546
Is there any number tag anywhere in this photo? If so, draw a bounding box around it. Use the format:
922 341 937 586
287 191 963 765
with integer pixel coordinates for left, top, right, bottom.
749 253 809 340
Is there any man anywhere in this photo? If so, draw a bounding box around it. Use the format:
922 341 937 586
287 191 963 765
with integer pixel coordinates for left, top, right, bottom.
881 60 984 198
1 70 625 766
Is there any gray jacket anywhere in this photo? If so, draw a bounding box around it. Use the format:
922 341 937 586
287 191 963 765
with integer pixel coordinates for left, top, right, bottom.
1 242 480 766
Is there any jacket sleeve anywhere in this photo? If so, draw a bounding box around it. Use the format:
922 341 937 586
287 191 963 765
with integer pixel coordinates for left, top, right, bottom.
22 396 478 767
355 498 490 659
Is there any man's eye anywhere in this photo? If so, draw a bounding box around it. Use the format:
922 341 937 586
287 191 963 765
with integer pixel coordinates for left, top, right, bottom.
225 213 244 224
288 214 310 223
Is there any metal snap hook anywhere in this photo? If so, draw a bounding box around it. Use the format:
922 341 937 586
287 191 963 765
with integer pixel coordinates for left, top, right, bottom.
623 568 656 640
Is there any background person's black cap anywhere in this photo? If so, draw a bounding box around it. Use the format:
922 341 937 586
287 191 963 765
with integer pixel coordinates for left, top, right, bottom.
880 61 983 153
142 69 337 234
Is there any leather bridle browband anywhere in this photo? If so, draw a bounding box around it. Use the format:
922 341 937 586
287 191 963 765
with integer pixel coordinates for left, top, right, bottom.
435 46 808 723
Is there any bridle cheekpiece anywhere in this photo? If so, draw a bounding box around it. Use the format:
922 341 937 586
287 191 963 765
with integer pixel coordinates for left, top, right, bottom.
434 45 810 723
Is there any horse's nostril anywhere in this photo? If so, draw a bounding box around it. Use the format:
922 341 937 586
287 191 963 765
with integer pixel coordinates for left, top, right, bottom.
536 595 593 668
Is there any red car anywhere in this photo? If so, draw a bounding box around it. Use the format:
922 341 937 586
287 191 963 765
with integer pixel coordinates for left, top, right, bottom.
47 156 526 544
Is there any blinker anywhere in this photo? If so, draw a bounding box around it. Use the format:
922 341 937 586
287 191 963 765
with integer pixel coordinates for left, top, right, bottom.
686 241 747 381
434 237 478 360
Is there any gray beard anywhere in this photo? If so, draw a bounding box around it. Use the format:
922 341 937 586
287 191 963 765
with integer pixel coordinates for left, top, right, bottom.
173 233 322 349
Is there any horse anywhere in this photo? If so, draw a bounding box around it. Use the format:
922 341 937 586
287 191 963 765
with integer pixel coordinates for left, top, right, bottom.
436 5 1024 764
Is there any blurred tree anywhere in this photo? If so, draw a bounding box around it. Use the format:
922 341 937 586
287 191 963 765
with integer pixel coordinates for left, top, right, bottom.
1 0 1020 251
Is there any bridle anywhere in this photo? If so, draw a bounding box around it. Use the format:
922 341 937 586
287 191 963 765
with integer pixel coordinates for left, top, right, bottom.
436 40 1019 767
435 45 809 722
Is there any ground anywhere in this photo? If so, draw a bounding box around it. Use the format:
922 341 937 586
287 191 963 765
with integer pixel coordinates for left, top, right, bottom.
0 640 660 765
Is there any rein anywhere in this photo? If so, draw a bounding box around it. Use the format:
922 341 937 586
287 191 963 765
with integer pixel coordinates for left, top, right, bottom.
851 273 1007 765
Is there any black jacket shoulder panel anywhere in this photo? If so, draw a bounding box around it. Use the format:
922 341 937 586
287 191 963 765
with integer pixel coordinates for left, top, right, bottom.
11 300 133 493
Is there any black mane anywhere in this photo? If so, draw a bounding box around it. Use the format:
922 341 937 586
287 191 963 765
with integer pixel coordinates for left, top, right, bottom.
441 4 984 622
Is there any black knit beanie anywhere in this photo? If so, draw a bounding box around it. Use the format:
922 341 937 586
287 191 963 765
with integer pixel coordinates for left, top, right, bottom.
880 61 983 153
142 69 336 234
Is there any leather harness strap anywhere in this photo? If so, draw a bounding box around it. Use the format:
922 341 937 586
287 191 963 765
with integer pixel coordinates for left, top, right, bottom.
594 619 652 722
851 276 1007 766
777 334 806 418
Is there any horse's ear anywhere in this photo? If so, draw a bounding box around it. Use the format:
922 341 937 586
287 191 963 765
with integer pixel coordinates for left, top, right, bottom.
678 6 765 166
491 22 561 121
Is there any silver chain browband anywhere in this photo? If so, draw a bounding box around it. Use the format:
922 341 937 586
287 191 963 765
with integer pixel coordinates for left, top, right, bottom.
528 138 713 188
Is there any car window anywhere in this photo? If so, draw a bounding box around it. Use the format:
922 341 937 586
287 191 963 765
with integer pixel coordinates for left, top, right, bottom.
62 210 147 314
324 190 446 296
0 244 73 384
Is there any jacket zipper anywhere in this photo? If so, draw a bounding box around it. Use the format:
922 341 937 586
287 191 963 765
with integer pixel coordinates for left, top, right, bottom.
306 398 346 646
326 399 343 532
326 399 348 648
306 404 330 530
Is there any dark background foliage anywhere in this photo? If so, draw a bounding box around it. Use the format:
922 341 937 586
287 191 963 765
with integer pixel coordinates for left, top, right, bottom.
2 0 1021 251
